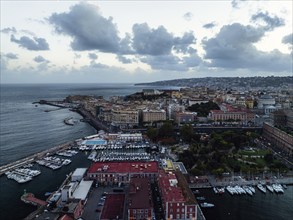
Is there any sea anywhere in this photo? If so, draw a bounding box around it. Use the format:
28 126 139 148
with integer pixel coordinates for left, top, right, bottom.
0 83 292 220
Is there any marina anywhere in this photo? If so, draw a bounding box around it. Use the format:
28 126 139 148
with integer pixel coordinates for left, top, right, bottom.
36 156 71 170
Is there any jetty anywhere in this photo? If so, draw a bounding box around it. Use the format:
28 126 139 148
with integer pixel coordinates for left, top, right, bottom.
0 141 74 176
21 191 47 206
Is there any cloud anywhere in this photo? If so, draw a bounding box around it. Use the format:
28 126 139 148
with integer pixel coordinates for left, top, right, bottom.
183 12 193 21
183 50 202 67
33 55 49 63
116 55 133 64
5 53 18 59
282 33 293 45
251 11 285 31
203 22 217 29
202 23 292 72
1 27 17 34
88 53 98 60
132 23 174 56
231 0 246 9
49 2 120 52
10 35 49 51
141 55 188 71
132 23 196 56
74 53 82 59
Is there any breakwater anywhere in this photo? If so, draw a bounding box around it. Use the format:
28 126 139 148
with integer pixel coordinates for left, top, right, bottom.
73 107 110 132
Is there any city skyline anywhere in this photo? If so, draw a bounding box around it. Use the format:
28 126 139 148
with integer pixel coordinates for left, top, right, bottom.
1 0 292 83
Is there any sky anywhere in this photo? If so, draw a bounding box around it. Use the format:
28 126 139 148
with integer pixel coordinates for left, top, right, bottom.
1 0 292 83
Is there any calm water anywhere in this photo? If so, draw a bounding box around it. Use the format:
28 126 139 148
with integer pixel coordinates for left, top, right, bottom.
0 84 292 220
199 187 293 220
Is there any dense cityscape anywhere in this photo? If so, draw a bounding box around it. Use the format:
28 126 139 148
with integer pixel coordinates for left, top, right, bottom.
1 76 292 220
1 0 292 220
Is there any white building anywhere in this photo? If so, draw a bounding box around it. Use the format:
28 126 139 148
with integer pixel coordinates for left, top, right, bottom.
258 94 276 109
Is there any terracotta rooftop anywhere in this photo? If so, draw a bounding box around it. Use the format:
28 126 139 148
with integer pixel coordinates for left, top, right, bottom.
158 170 185 203
100 194 125 220
129 177 153 209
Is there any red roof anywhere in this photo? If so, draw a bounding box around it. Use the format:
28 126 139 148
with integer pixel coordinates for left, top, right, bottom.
100 194 125 220
129 177 153 209
88 161 159 174
158 170 185 203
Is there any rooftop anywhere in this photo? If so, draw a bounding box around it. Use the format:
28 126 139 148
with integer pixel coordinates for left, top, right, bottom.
88 161 159 174
158 170 185 203
129 177 153 209
71 180 93 200
100 194 125 220
72 168 87 177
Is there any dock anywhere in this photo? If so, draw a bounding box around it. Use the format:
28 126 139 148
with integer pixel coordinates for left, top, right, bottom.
0 141 74 176
21 192 47 206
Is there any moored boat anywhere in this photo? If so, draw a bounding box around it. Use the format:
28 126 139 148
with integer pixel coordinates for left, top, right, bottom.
257 184 266 193
200 202 215 208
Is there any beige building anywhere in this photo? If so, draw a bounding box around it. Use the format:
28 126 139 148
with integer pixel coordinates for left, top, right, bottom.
142 109 166 123
112 108 139 128
263 122 293 156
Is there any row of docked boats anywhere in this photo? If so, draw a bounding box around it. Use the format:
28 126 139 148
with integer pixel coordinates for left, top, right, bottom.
213 187 225 194
224 184 285 195
226 185 256 196
5 167 41 183
257 183 285 194
79 143 149 151
36 156 71 170
56 150 78 157
93 151 152 162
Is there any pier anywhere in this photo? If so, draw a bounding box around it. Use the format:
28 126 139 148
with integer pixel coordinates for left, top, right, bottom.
0 141 74 176
21 192 47 206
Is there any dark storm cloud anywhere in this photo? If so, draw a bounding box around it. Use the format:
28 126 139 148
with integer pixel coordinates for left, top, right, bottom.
49 2 120 52
116 55 133 64
10 35 49 51
88 53 98 60
203 22 217 29
282 33 293 45
183 12 193 21
132 23 196 56
251 11 285 31
33 55 49 63
5 53 18 59
1 27 17 34
202 23 291 72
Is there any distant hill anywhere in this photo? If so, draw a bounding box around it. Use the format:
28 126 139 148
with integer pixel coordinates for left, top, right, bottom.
135 76 293 89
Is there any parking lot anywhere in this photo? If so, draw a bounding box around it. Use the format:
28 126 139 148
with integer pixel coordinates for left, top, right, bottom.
81 185 113 220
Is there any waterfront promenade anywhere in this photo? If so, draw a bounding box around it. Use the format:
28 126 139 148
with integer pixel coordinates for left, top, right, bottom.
0 141 73 176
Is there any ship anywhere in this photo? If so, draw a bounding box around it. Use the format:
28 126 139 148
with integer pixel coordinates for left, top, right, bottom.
200 202 215 208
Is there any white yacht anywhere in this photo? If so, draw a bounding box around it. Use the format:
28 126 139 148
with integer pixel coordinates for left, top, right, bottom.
266 185 274 193
257 184 266 193
200 202 215 208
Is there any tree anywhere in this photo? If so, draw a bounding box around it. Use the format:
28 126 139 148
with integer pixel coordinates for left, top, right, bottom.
264 153 274 164
146 127 158 142
158 121 174 138
180 124 193 143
